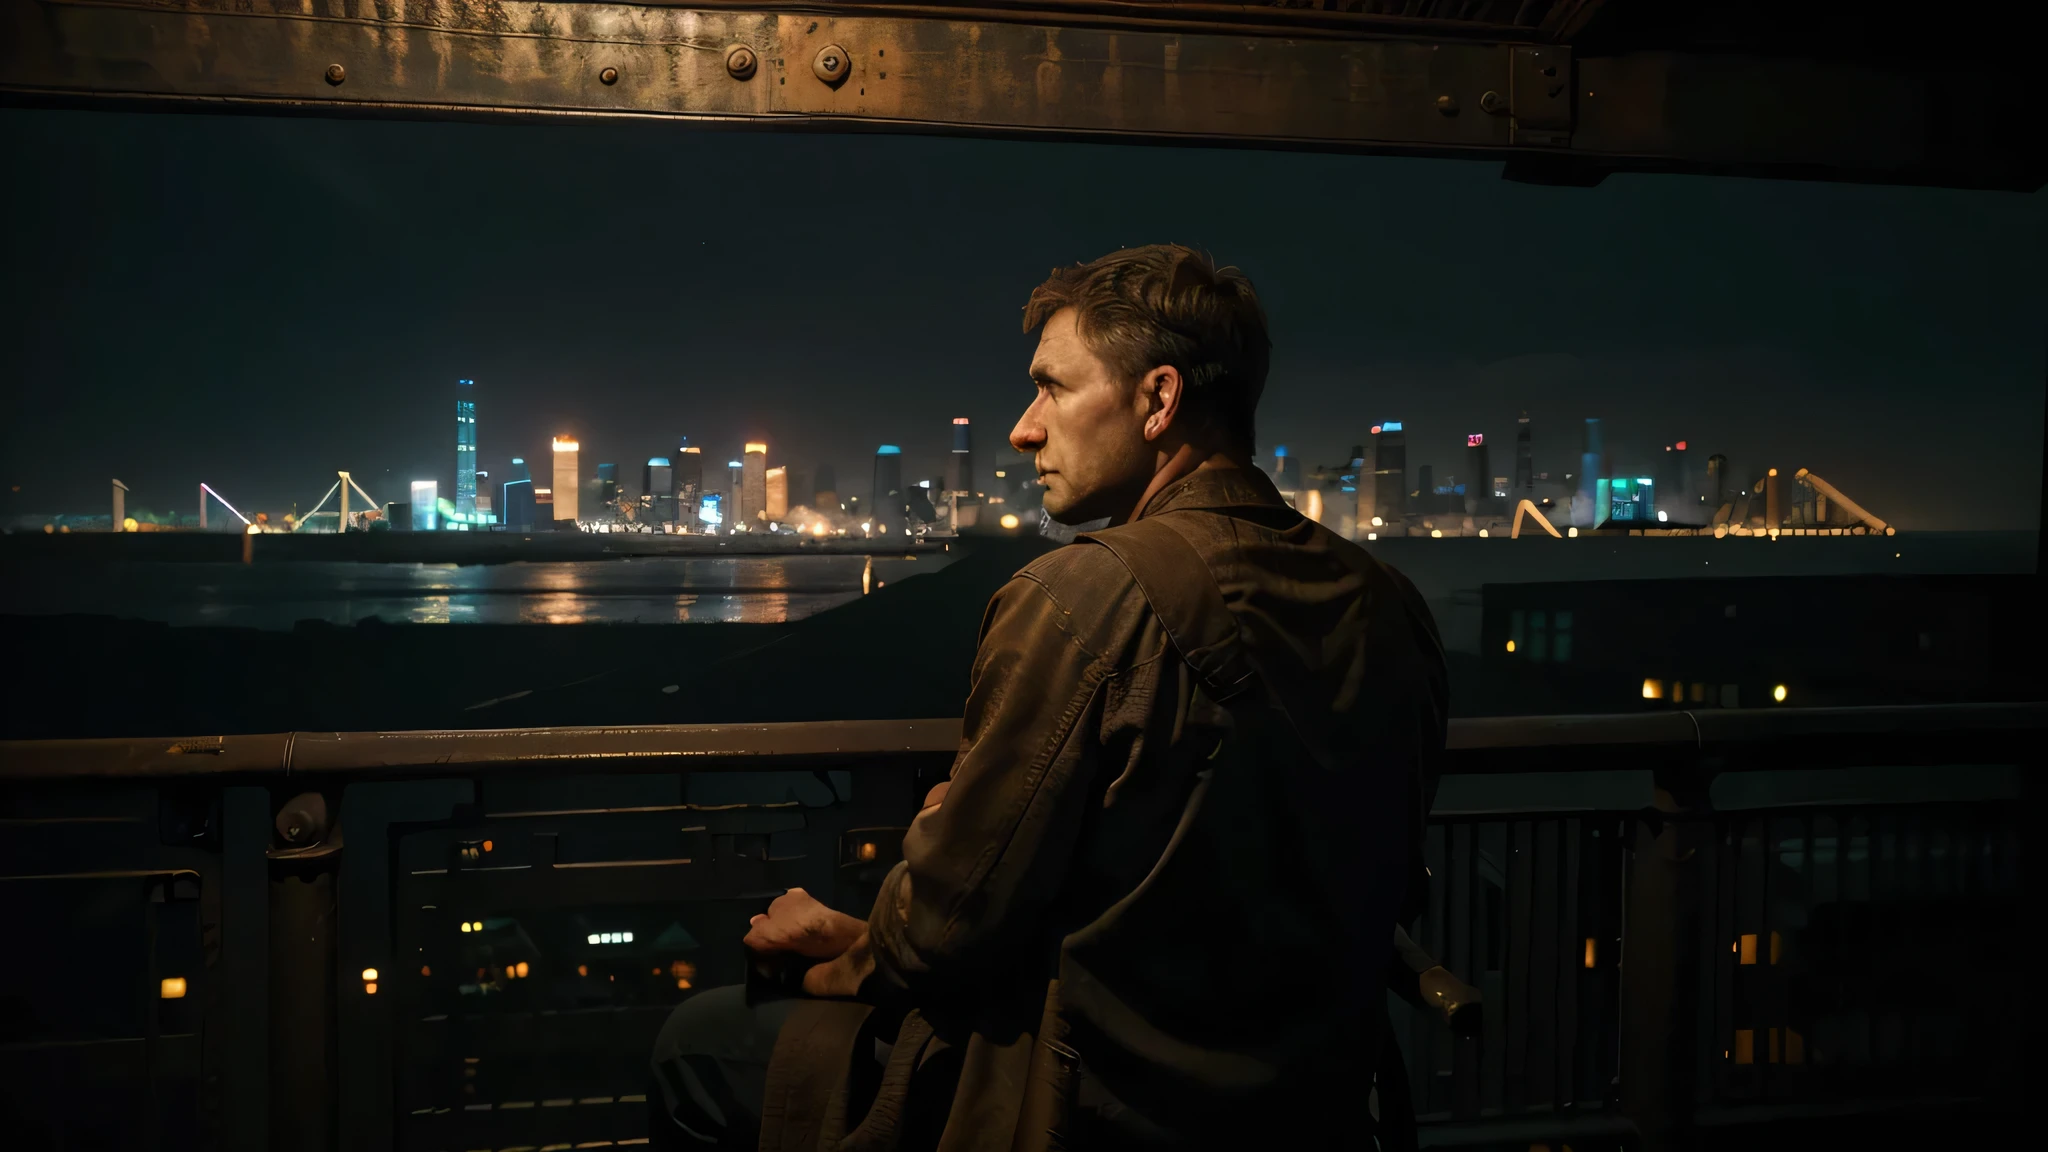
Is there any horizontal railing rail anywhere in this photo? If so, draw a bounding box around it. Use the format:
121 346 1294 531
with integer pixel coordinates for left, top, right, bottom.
5 703 2042 781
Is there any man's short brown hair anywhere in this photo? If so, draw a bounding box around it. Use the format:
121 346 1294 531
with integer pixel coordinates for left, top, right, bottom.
1023 245 1271 453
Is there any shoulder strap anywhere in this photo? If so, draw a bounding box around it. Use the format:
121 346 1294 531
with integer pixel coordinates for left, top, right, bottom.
1077 514 1258 703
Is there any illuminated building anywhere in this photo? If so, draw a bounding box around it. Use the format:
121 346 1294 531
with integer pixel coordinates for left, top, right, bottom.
1606 477 1655 524
1465 434 1489 515
766 467 788 522
645 457 674 524
502 458 534 531
675 446 702 527
455 379 478 519
1269 445 1293 496
473 471 492 524
1370 422 1405 523
551 438 580 524
945 418 975 494
1575 418 1605 528
743 443 767 526
871 445 904 535
1515 413 1533 493
727 459 746 525
534 487 554 526
1661 440 1691 518
697 492 723 530
411 480 439 532
597 463 619 511
814 463 838 509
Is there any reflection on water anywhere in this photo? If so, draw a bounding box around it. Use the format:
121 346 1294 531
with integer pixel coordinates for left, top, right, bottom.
3 556 892 628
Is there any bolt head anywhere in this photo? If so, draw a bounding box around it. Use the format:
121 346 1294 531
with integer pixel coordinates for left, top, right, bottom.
1436 94 1459 115
324 64 346 86
726 45 758 80
812 44 852 86
600 67 620 85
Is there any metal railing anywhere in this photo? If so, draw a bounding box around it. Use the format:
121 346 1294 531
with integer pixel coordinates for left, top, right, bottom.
1 703 2037 1151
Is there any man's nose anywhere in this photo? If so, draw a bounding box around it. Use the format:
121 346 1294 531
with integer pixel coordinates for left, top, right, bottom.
1010 405 1045 454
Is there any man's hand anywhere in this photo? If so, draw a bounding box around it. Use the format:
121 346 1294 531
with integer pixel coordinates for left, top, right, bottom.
742 888 867 960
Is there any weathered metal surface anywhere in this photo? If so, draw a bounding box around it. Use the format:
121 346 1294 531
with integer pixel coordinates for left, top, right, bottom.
4 704 2042 781
3 0 2041 188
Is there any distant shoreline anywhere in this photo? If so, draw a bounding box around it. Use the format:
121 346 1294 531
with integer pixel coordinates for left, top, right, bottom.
0 528 960 565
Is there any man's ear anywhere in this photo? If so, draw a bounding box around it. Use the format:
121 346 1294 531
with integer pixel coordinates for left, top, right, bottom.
1141 365 1184 441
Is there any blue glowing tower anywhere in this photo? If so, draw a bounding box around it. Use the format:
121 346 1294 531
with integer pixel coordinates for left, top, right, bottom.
455 379 478 519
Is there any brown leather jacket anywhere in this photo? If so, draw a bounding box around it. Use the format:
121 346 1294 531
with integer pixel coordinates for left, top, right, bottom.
760 466 1448 1151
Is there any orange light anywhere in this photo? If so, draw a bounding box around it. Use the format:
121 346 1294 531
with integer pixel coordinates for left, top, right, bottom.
1642 679 1663 700
677 978 693 990
1583 938 1596 969
1733 1029 1755 1064
1505 640 1516 653
577 965 588 977
670 960 697 982
857 841 878 862
361 968 379 982
1769 931 1782 965
160 977 187 1000
745 442 767 454
515 961 529 978
1738 934 1757 965
482 840 493 853
364 982 379 995
421 966 432 977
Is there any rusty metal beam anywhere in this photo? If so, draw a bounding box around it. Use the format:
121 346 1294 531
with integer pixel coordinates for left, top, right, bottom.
2 0 2042 189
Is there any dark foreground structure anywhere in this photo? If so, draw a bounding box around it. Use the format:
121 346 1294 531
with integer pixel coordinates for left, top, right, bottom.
0 707 2031 1149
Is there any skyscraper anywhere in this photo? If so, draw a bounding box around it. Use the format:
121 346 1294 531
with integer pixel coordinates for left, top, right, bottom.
872 445 904 535
551 437 580 524
727 459 746 526
455 379 478 520
411 480 440 532
1515 413 1533 492
597 463 619 513
1370 422 1405 522
945 418 975 494
1706 453 1728 512
1464 434 1489 515
814 463 838 509
766 467 788 522
743 443 767 526
675 446 703 528
1660 440 1691 518
645 457 674 524
1575 418 1604 528
503 458 535 531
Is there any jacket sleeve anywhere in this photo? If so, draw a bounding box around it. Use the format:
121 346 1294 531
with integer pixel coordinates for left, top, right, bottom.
865 570 1111 1010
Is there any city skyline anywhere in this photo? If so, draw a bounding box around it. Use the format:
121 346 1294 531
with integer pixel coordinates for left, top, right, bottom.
4 112 2043 531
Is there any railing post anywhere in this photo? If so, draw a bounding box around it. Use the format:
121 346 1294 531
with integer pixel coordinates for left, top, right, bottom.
1619 759 1710 1151
268 790 343 1152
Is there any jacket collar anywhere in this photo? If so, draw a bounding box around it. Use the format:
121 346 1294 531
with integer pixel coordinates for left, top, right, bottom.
1135 464 1291 521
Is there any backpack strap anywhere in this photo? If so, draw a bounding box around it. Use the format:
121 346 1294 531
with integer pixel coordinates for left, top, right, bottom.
1077 514 1257 703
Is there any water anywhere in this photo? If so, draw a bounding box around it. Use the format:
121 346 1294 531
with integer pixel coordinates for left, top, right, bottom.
0 554 952 628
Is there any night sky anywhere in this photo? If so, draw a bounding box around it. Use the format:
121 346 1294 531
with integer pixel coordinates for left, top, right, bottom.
3 109 2042 530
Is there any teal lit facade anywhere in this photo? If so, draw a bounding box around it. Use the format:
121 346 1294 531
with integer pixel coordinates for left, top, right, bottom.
455 379 478 519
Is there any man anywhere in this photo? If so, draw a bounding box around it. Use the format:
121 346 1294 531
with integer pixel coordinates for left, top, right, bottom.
652 245 1448 1150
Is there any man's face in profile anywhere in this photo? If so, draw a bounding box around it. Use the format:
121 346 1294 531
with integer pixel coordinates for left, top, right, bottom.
1012 308 1153 524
